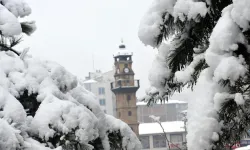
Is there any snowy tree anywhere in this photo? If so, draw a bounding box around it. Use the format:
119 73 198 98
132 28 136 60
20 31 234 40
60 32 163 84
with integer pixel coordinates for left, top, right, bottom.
138 0 250 149
0 0 141 150
0 52 141 150
0 0 36 55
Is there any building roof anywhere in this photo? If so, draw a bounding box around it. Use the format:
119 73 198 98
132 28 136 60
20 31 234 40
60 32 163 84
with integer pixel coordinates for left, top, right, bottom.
114 49 133 57
235 146 250 150
139 121 185 135
136 100 187 106
113 42 133 57
83 79 97 84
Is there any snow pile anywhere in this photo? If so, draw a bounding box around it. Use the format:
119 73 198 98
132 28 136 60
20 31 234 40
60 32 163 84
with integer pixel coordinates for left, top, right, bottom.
188 5 249 150
231 0 250 31
0 0 32 36
23 138 62 150
149 115 160 123
173 0 207 21
236 145 250 150
213 56 246 83
175 53 204 83
148 43 172 93
138 0 176 47
106 115 142 150
2 0 31 17
235 93 245 105
138 0 208 47
139 121 184 135
0 51 141 150
187 69 222 150
0 4 21 36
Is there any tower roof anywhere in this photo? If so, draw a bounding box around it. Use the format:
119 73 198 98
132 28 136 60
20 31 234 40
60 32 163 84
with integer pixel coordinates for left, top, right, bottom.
114 40 133 57
119 43 126 49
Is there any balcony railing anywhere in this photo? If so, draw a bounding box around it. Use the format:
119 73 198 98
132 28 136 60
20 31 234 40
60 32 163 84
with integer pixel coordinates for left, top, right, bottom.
111 79 140 90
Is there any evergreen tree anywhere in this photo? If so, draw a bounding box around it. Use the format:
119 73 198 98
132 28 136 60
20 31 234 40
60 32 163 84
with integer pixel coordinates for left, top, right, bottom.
139 0 250 149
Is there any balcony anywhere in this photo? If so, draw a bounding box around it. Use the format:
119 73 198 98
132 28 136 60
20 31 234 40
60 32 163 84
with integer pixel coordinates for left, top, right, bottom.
111 79 140 93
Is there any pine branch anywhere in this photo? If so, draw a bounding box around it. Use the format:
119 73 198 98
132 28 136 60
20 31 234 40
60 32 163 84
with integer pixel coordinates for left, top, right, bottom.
0 43 20 56
9 36 23 48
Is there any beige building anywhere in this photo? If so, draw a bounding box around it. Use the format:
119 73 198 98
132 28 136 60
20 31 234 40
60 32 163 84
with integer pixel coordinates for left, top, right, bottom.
137 100 188 123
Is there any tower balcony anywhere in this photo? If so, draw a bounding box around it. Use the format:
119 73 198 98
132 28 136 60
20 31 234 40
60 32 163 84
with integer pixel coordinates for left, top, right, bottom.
111 79 140 93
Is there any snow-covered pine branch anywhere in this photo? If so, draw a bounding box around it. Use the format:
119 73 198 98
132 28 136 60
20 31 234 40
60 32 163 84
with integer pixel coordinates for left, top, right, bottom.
138 0 250 149
0 50 142 150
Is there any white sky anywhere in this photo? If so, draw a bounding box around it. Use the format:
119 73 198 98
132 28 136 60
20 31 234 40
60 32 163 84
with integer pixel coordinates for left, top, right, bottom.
22 0 157 97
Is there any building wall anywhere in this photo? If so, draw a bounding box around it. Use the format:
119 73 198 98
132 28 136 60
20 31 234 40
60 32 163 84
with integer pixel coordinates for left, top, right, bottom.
115 91 139 134
83 70 116 116
140 132 186 150
137 102 187 123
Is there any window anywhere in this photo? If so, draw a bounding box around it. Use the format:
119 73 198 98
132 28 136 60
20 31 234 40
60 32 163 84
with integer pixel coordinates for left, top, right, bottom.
127 95 131 100
153 135 166 148
128 111 132 116
176 104 179 108
170 134 183 143
140 136 150 149
99 99 106 106
124 64 128 67
119 112 121 117
170 134 183 149
98 87 105 95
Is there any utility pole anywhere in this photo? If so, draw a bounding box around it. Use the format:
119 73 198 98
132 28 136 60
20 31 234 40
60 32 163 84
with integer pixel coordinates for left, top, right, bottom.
92 53 95 72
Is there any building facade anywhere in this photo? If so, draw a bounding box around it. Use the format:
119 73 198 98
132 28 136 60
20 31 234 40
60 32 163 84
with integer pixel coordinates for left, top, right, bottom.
137 100 188 123
83 70 116 116
111 43 140 135
139 121 186 150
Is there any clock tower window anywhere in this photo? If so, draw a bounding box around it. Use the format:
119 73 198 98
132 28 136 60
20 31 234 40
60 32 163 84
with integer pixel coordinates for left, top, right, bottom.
128 111 132 116
127 95 131 101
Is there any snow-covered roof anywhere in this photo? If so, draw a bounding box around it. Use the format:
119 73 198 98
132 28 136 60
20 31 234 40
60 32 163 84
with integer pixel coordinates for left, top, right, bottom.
136 100 187 106
236 146 250 150
83 79 97 84
139 121 185 135
114 50 133 57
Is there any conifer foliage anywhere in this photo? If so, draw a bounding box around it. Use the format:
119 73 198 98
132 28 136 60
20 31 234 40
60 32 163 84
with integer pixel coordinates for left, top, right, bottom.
139 0 250 149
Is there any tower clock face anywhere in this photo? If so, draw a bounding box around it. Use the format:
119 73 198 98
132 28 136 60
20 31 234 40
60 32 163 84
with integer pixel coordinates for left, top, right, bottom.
124 68 129 73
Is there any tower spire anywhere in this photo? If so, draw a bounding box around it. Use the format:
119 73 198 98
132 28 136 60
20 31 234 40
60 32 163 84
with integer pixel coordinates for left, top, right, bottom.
119 38 126 49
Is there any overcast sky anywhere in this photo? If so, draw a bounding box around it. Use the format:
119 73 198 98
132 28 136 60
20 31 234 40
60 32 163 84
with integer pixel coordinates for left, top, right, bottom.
22 0 157 97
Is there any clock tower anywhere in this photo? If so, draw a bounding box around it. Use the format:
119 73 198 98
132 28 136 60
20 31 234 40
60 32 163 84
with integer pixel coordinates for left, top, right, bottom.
111 42 140 135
